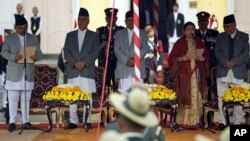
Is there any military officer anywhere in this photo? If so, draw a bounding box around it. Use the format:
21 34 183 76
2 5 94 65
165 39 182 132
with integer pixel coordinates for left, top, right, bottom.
97 8 124 87
195 11 219 102
195 11 219 67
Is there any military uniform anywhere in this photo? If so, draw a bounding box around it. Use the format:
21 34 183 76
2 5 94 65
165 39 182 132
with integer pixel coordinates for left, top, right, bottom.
97 8 125 86
195 29 219 67
195 11 219 67
196 11 219 102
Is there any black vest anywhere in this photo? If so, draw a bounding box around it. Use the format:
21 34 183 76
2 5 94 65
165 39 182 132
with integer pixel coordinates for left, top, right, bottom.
14 13 24 18
31 17 40 34
14 13 24 24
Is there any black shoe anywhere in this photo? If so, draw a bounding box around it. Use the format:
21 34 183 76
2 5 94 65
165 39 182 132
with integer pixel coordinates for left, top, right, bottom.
84 123 92 129
67 123 77 129
0 107 6 112
83 123 92 132
23 122 35 129
218 123 226 130
8 123 16 132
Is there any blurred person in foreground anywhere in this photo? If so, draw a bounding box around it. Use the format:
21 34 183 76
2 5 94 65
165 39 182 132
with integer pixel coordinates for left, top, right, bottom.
102 83 162 141
104 84 165 141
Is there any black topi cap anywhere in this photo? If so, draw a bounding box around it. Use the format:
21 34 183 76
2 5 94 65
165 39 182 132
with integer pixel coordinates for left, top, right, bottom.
104 8 118 16
125 11 133 19
15 15 27 26
78 8 89 17
196 11 210 21
223 14 235 24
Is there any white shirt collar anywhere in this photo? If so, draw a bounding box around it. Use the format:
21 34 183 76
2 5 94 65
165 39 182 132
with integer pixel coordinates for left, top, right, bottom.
173 12 178 21
107 25 116 30
127 28 134 45
17 34 27 47
200 29 207 35
78 29 87 33
78 29 87 52
230 30 237 38
16 12 25 15
127 28 134 32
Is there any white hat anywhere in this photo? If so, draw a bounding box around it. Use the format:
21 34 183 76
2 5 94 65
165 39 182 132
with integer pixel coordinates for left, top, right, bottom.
217 127 229 141
99 131 128 141
195 127 229 141
109 84 159 127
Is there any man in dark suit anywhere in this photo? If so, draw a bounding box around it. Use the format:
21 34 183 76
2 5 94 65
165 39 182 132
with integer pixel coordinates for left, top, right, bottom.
97 8 124 88
63 8 100 129
166 2 184 54
215 14 250 130
195 11 219 101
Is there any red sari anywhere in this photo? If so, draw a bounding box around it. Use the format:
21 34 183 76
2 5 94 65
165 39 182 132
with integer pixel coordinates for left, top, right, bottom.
168 35 210 126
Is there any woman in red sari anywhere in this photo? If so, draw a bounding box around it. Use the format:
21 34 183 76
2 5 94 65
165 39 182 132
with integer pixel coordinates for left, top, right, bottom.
168 22 210 128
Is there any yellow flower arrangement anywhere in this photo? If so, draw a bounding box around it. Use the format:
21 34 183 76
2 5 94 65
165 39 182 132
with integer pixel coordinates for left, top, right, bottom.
42 84 91 103
222 84 250 104
147 84 177 100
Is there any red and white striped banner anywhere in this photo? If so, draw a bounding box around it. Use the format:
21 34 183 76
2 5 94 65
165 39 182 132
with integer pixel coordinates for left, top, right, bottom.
154 0 159 39
133 0 141 82
153 0 159 74
153 0 160 73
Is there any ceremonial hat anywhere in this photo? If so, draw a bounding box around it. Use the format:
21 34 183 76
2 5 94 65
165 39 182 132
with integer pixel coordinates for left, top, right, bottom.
125 11 133 19
78 8 89 17
109 83 159 127
104 8 118 16
223 14 235 24
196 11 210 21
15 15 27 26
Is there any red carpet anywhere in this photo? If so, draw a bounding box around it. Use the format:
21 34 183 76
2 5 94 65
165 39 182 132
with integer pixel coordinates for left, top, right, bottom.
0 123 101 129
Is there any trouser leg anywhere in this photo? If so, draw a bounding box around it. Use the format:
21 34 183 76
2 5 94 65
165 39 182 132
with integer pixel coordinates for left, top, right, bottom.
20 90 32 123
8 90 20 124
69 104 78 124
217 78 228 124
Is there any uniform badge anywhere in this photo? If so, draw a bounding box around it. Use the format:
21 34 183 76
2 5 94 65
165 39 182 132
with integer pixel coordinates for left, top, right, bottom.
177 19 181 24
32 25 36 31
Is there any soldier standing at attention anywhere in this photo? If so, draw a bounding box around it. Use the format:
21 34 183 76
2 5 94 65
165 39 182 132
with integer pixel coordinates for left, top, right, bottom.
97 8 124 88
195 11 219 100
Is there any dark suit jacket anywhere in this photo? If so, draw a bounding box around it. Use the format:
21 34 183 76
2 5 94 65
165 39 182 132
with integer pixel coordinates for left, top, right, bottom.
215 30 250 79
166 12 184 37
195 29 219 67
63 29 100 79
